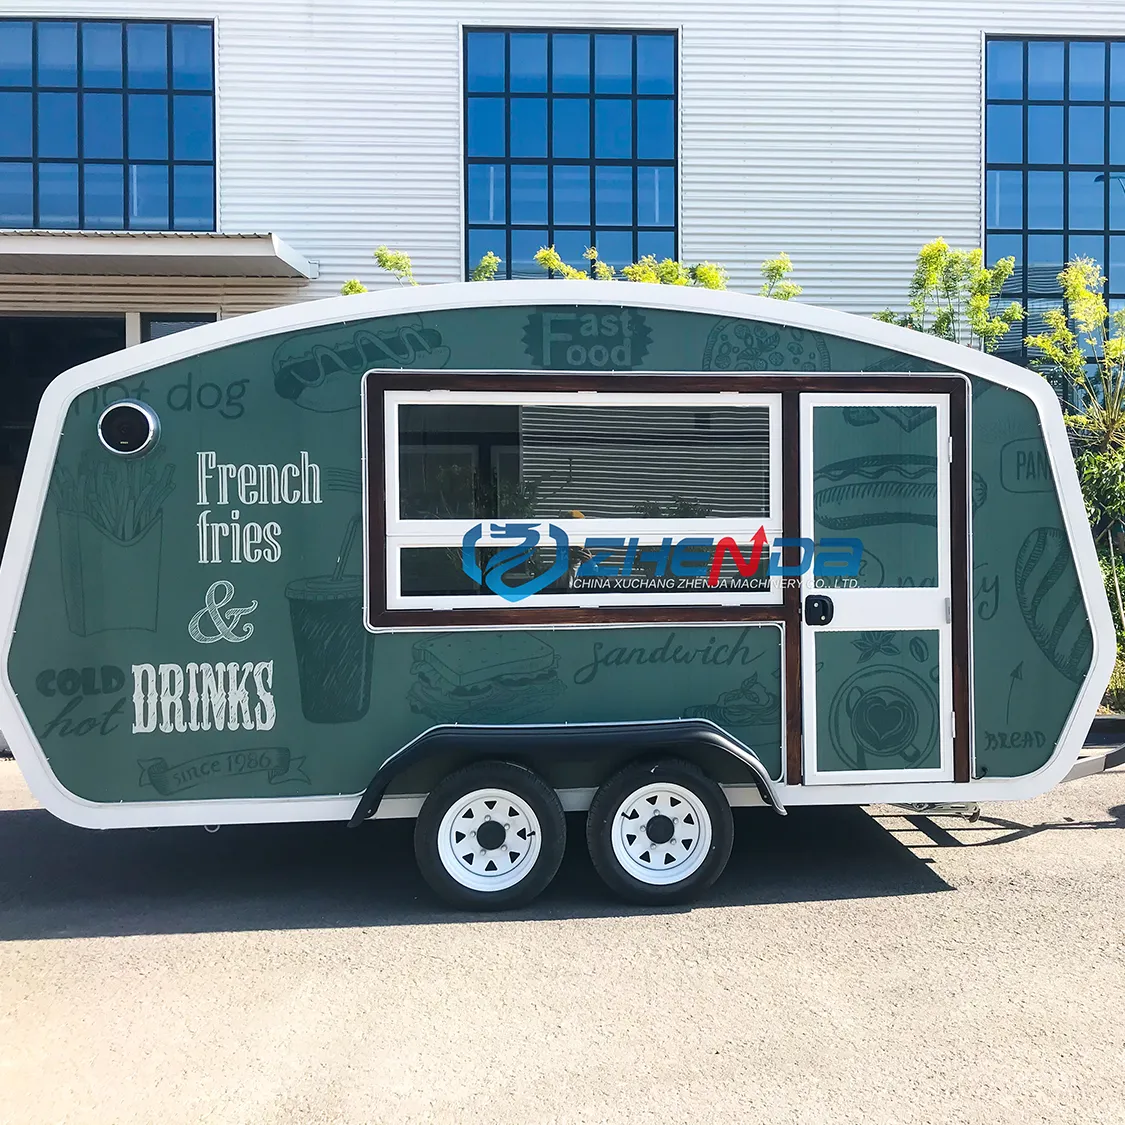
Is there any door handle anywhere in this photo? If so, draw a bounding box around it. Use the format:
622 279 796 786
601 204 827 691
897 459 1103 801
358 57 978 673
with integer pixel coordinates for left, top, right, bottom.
804 595 834 626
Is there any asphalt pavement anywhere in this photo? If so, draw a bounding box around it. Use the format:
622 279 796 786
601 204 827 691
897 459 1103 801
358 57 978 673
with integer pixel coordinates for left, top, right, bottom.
1 759 1124 1125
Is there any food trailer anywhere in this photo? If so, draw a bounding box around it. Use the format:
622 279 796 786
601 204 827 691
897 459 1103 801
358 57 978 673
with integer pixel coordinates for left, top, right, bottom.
0 281 1114 909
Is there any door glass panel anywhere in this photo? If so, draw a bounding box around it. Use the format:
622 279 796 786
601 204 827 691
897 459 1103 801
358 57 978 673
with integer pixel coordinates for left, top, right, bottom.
814 630 941 773
811 405 939 588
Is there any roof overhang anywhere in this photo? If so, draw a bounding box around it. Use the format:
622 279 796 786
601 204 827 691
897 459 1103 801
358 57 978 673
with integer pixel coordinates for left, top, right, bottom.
0 230 317 279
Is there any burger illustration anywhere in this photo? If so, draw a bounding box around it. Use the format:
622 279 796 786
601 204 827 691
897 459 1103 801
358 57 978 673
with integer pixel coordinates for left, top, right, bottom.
407 632 565 723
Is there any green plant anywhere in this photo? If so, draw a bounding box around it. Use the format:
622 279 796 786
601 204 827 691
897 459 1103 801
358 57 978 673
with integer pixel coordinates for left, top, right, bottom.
758 253 802 301
469 250 503 282
340 278 368 296
534 245 728 288
1027 257 1125 451
873 238 1024 352
344 247 504 292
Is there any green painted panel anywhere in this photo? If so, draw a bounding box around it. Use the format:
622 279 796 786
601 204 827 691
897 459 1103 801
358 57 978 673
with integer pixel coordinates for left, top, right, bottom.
814 630 942 773
812 404 940 588
969 379 1093 777
2 303 1092 801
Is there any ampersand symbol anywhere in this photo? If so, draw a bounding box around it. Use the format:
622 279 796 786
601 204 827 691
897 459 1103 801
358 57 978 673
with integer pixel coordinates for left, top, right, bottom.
188 580 259 644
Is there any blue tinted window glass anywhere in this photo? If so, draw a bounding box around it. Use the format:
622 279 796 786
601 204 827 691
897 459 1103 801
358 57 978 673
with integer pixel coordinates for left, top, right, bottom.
1113 43 1125 100
1027 42 1063 100
638 229 675 261
637 35 674 95
128 93 168 159
127 24 167 88
173 94 212 160
638 166 674 226
1027 234 1063 281
468 164 506 224
510 97 546 158
551 230 591 272
594 229 633 268
986 104 1022 163
84 163 123 228
511 228 547 277
595 99 632 158
173 164 213 229
0 92 32 157
82 93 123 158
129 163 168 228
595 35 632 93
38 92 77 158
1027 105 1063 164
0 22 32 85
1110 236 1125 292
1070 42 1105 100
0 162 32 225
510 34 546 92
1111 175 1125 232
172 24 212 90
986 41 1023 99
1070 172 1105 230
467 228 503 273
1026 171 1063 229
82 23 122 88
1068 233 1104 270
38 23 77 87
1070 106 1105 164
552 34 589 93
467 32 505 92
467 97 505 157
39 162 78 227
987 171 1025 229
986 233 1022 268
510 165 547 225
637 99 674 160
553 165 590 225
553 98 589 158
1110 107 1124 165
595 165 632 225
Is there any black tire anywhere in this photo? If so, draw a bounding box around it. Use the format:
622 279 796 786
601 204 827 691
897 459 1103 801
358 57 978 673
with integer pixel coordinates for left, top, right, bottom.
586 758 734 906
414 760 566 911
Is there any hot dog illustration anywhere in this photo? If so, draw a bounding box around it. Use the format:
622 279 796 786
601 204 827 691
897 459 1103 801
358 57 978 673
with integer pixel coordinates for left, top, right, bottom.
272 318 451 412
815 455 987 529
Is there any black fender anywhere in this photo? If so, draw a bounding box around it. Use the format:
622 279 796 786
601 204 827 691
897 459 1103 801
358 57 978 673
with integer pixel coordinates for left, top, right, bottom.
347 719 786 827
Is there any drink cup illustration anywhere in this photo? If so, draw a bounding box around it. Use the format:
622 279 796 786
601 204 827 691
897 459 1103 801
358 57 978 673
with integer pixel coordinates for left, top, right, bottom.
286 515 372 723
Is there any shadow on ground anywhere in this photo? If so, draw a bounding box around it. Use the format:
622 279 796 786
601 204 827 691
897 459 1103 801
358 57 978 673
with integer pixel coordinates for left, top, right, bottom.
0 804 959 941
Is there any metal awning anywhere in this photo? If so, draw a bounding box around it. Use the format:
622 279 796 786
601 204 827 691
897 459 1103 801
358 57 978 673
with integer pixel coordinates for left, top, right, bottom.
0 230 318 279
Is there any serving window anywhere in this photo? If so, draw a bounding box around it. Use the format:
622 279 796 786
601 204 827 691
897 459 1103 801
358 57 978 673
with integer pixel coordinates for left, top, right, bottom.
375 388 783 614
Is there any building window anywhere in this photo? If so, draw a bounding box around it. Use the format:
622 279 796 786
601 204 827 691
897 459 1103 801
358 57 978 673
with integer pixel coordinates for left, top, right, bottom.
140 312 216 341
985 38 1125 367
464 29 677 280
0 19 215 231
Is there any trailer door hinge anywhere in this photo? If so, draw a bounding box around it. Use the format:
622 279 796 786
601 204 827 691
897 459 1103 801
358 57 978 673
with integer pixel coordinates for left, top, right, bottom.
945 597 952 623
948 436 954 463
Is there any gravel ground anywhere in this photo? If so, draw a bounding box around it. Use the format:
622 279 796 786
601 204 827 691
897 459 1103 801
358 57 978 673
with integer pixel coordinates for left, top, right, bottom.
1 758 1123 1125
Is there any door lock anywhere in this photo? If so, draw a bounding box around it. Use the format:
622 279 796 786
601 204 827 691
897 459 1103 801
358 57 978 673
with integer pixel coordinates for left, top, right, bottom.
804 594 835 626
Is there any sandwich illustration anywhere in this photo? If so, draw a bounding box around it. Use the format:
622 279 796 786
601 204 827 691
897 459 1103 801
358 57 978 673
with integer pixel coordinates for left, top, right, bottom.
407 632 565 723
272 318 451 412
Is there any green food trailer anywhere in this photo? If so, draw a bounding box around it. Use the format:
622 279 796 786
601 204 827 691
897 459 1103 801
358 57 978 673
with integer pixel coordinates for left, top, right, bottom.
0 281 1114 909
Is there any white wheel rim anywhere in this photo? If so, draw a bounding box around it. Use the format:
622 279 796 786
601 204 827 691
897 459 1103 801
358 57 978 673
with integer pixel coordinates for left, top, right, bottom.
436 788 543 893
610 782 713 886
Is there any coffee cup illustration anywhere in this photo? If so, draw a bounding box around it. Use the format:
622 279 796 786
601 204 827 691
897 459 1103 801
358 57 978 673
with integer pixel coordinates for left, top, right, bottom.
827 666 938 771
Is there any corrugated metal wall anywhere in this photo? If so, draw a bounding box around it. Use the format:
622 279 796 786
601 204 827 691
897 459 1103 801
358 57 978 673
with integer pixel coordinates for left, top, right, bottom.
5 1 1124 315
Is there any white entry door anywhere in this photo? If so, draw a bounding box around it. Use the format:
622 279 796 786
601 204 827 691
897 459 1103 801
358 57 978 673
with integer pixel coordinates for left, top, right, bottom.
799 394 954 785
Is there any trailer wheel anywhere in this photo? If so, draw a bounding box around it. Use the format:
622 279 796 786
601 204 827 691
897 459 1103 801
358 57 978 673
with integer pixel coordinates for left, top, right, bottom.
586 759 734 906
414 761 566 911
